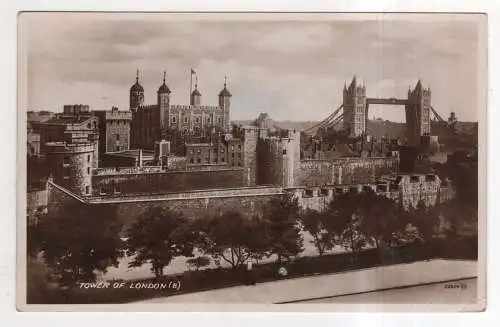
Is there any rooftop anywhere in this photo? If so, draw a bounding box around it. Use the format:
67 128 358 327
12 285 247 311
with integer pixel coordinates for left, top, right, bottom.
42 115 95 125
105 149 155 158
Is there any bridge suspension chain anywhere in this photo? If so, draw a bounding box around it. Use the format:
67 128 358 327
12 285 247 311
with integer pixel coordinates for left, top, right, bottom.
302 104 344 135
429 106 445 123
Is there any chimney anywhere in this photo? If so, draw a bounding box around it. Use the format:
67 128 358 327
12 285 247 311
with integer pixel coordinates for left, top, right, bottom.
138 149 143 167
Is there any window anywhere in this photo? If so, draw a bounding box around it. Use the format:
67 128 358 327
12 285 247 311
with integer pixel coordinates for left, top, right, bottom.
87 167 90 174
116 146 120 152
221 157 225 163
282 149 287 155
85 186 90 194
196 117 200 123
238 145 241 151
207 118 211 123
190 158 194 164
116 134 120 141
87 123 91 128
197 158 201 164
184 117 188 123
63 167 70 179
87 155 90 163
63 156 70 165
410 175 420 183
100 187 106 195
205 157 209 163
304 189 313 197
114 186 121 194
172 117 176 123
218 118 222 124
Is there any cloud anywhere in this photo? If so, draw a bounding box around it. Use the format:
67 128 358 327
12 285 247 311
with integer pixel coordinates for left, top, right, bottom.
22 13 483 122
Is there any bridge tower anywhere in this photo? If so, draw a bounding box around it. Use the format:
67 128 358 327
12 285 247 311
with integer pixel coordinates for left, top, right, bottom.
343 76 367 137
405 80 431 146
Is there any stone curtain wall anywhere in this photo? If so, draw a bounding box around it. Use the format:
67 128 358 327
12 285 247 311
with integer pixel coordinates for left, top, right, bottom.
90 187 284 231
91 168 246 197
297 157 397 186
47 181 283 232
46 182 85 216
297 157 398 187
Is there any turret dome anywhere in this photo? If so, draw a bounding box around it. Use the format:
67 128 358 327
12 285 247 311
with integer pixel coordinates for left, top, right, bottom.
130 70 144 93
157 71 171 94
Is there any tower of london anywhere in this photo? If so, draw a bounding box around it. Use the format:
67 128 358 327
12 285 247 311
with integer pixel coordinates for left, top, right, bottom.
130 71 232 150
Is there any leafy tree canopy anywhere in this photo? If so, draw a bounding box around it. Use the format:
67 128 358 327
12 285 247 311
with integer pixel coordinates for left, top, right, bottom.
126 207 196 278
37 203 124 286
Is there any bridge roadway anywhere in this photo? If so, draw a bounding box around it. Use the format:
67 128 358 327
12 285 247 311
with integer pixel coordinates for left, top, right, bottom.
366 97 408 106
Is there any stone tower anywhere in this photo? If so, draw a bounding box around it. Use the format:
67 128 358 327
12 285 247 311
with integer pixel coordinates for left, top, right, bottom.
218 76 232 133
190 77 201 106
255 130 301 188
405 80 431 146
45 141 95 197
343 76 367 138
157 71 171 138
130 69 145 111
242 126 259 186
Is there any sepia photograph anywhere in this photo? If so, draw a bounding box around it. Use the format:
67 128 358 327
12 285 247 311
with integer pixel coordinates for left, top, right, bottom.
17 12 486 311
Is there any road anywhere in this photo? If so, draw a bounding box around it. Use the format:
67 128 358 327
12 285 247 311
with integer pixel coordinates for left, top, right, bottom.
134 260 478 304
296 278 477 304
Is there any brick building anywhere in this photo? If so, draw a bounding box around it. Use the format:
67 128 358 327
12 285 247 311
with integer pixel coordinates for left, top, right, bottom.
31 106 99 167
93 106 132 154
185 134 244 168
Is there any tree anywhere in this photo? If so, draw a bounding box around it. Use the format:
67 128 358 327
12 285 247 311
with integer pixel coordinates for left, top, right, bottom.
439 198 478 237
358 190 407 250
300 209 335 256
262 195 304 262
246 215 272 264
197 211 267 269
37 203 124 286
324 190 367 262
126 207 196 278
404 200 442 243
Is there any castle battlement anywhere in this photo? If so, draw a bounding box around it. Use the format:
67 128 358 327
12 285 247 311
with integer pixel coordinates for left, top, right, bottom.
93 166 164 176
45 141 95 154
137 104 159 111
105 110 132 120
169 104 223 112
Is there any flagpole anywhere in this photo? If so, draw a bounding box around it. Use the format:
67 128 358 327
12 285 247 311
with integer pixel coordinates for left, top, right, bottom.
190 69 193 102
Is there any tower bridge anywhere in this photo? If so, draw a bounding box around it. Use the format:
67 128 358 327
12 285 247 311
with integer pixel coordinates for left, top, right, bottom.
303 76 446 147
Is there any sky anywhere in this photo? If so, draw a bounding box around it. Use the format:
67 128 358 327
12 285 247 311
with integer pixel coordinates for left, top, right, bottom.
21 13 484 122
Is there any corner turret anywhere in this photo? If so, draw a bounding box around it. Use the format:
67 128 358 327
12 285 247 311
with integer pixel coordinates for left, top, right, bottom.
130 69 145 110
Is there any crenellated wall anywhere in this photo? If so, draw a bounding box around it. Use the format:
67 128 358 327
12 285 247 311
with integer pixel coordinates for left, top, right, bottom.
297 157 398 187
47 182 283 231
46 172 448 233
91 167 246 197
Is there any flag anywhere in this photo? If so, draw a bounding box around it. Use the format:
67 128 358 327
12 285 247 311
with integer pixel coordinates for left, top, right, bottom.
191 68 196 75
